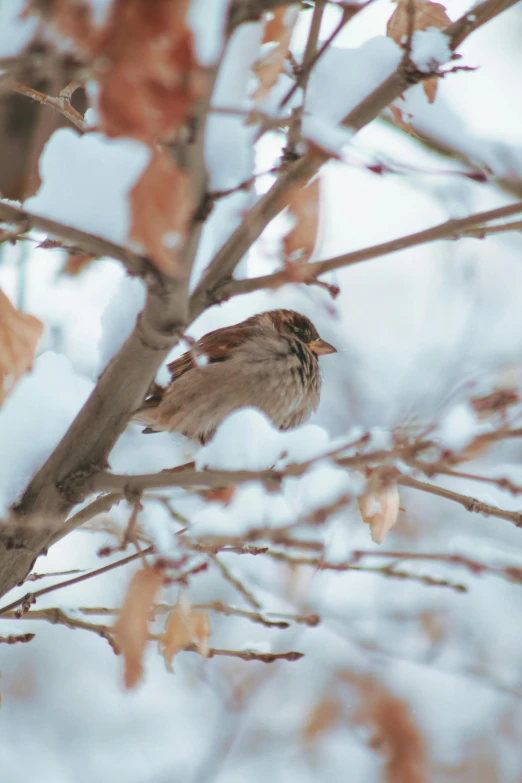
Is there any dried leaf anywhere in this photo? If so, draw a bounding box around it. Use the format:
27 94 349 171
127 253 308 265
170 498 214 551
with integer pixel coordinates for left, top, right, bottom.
159 595 210 671
470 388 520 419
387 0 450 45
113 564 165 689
204 486 236 505
53 0 98 49
389 104 413 135
283 177 320 266
97 0 205 141
129 148 194 275
387 0 451 101
422 76 439 104
63 252 96 275
0 290 42 407
359 481 400 544
52 0 204 142
252 5 299 102
302 697 343 745
340 671 427 783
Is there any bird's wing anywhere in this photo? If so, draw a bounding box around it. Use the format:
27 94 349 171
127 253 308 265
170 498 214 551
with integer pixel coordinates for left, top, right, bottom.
167 323 258 380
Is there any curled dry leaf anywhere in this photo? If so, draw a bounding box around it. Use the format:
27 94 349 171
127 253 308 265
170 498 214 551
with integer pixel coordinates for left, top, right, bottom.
359 480 400 544
159 594 210 672
129 148 195 275
283 176 320 266
252 5 299 102
0 290 43 407
387 0 451 104
113 564 165 689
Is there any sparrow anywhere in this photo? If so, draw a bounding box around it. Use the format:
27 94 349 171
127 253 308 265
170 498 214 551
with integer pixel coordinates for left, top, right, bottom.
133 309 337 443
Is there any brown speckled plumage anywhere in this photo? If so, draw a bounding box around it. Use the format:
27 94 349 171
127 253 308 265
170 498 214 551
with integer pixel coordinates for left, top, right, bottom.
133 309 336 443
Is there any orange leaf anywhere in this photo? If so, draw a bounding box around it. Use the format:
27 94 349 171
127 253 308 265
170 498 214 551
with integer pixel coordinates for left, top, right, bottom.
387 0 450 44
359 481 400 544
204 486 236 504
0 290 42 407
129 148 194 275
387 0 450 102
113 565 165 689
97 0 205 142
389 104 420 137
302 697 343 745
51 0 205 142
252 5 299 102
63 252 96 275
283 177 320 266
159 595 210 671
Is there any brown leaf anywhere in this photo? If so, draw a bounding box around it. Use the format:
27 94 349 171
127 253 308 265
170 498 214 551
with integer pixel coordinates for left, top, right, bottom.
422 75 439 104
53 0 98 49
113 564 165 689
0 290 42 407
159 595 210 671
302 697 344 745
95 0 205 142
129 148 194 275
389 104 418 136
63 252 96 275
359 480 400 544
283 177 320 266
52 0 205 142
204 486 236 505
387 0 450 44
340 672 427 783
387 0 451 102
252 5 299 102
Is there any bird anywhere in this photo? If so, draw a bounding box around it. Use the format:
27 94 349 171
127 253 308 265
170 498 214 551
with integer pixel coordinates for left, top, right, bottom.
133 309 337 444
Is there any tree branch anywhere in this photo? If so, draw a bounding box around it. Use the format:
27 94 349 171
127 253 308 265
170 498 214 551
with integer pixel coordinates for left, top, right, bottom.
398 474 522 528
6 80 86 132
218 201 522 299
0 200 152 276
189 0 520 318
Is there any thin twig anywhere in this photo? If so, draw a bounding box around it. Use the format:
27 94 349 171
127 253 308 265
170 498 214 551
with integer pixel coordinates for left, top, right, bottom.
0 632 35 645
0 546 155 616
266 550 467 591
0 608 118 651
50 492 123 546
398 474 522 528
6 79 85 131
208 553 262 609
79 601 319 629
349 549 522 587
200 645 303 663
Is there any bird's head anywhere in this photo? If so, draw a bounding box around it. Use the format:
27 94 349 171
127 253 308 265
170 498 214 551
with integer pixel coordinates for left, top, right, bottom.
257 309 337 357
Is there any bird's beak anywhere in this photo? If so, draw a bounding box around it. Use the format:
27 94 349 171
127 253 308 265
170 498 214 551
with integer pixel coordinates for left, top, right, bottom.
308 338 337 356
